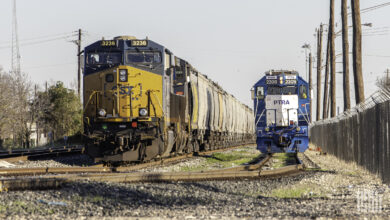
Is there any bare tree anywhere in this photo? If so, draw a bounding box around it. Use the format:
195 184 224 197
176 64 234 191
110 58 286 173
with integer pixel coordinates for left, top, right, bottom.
9 70 32 148
0 67 14 148
376 70 390 92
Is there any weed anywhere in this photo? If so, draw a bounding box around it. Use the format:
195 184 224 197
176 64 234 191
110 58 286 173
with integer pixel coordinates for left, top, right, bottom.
88 195 104 203
179 147 261 171
269 184 326 199
0 205 6 213
72 194 104 203
272 153 297 168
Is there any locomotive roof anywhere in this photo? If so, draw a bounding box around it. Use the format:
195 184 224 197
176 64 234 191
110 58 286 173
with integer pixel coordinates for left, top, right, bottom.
84 36 165 53
265 70 298 76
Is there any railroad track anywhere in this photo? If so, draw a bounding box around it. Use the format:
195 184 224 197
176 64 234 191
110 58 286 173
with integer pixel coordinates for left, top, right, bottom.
0 151 308 191
0 144 251 176
0 145 84 162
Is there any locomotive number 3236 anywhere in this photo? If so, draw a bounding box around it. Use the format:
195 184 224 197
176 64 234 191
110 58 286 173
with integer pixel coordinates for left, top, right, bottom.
131 40 148 47
101 40 116 47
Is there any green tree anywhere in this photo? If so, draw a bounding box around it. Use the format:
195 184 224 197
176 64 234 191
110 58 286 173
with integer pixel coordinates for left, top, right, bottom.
36 81 82 140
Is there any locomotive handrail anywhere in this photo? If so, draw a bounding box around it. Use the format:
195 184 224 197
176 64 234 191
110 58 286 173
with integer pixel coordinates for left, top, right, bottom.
303 103 311 125
255 109 265 127
84 90 101 110
298 108 310 125
253 97 260 118
150 90 165 118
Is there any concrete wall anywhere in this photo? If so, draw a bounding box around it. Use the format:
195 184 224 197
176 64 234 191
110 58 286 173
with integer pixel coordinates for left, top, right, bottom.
310 100 390 183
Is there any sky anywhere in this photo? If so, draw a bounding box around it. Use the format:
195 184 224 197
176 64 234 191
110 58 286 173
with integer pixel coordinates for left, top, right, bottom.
0 0 389 119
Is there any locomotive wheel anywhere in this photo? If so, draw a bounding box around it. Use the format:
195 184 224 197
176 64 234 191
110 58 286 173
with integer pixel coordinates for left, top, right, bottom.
143 139 161 161
193 140 200 152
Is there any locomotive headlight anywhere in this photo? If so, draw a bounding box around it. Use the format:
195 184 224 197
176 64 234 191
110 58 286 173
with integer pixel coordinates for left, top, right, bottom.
98 108 106 117
265 127 270 132
119 69 128 82
296 126 301 132
139 108 148 116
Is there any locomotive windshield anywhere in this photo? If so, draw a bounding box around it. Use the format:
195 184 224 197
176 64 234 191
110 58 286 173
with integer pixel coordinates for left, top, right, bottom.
267 86 297 95
86 52 122 65
126 51 162 64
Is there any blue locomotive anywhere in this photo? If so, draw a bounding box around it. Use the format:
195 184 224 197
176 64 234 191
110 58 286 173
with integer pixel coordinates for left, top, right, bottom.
251 70 310 153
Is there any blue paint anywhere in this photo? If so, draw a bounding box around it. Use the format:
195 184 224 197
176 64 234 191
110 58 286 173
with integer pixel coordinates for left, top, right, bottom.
252 71 310 153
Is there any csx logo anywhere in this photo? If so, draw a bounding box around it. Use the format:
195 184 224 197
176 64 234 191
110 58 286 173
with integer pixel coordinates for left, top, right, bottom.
274 100 290 105
112 85 143 96
111 85 134 95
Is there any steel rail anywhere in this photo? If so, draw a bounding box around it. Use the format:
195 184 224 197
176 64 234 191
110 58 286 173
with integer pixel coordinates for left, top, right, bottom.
0 156 305 191
0 144 255 176
0 153 310 191
0 145 84 162
55 165 303 183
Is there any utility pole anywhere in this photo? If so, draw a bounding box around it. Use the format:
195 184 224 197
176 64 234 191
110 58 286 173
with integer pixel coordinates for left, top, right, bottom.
342 0 351 111
34 84 39 146
309 52 312 122
316 24 323 121
351 0 365 103
330 0 336 118
77 29 82 99
323 35 330 119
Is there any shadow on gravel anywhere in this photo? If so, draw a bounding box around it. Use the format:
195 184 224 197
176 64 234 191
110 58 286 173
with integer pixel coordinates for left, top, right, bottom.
56 170 328 211
61 181 226 208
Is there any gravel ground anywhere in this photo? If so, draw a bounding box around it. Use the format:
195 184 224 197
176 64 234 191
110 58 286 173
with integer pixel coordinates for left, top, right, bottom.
0 145 389 219
140 145 260 173
10 154 96 168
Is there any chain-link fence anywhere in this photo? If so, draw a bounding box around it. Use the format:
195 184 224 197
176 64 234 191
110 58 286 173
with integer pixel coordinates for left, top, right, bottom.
310 88 390 183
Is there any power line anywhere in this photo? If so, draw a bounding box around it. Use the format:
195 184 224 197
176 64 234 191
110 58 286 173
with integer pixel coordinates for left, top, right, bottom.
0 33 78 50
360 2 390 14
347 2 390 16
0 31 77 45
363 54 390 58
24 62 75 69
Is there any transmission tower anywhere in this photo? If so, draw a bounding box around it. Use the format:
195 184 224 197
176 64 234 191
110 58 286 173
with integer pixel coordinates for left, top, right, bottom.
11 0 21 74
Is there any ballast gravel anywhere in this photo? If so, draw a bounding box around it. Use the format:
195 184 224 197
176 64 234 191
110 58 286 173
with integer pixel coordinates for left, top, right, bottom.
0 146 389 219
11 154 95 168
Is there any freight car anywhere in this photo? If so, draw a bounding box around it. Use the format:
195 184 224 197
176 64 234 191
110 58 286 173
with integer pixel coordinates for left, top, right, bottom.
83 36 255 162
251 70 310 153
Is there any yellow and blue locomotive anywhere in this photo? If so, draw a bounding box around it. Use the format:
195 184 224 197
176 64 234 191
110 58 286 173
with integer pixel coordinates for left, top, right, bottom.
252 70 310 153
83 36 255 162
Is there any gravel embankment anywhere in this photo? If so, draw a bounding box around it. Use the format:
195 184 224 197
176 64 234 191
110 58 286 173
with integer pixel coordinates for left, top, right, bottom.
0 145 388 219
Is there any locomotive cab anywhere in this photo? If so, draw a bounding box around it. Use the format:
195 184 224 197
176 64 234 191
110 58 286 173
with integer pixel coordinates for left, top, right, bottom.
252 70 310 153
